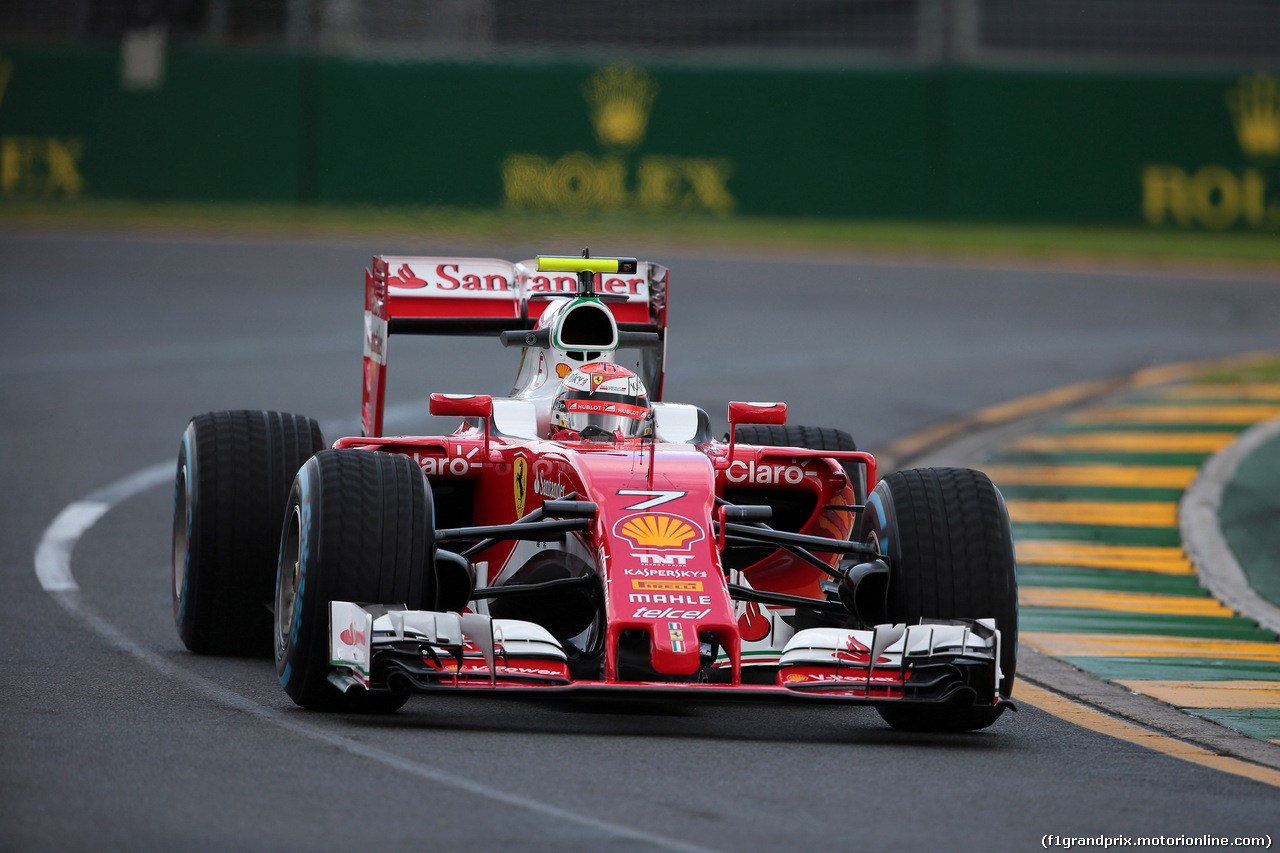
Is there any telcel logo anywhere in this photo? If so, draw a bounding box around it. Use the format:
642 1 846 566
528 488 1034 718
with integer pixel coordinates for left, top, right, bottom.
631 607 712 620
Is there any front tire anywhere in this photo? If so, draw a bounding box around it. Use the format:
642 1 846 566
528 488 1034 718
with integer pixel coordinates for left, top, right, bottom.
275 450 436 712
861 467 1017 732
173 410 325 655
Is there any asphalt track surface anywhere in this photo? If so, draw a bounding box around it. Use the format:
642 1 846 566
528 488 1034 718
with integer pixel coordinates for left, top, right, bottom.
3 231 1279 852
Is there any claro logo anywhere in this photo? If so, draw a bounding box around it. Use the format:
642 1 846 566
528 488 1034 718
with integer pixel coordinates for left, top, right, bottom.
724 460 811 485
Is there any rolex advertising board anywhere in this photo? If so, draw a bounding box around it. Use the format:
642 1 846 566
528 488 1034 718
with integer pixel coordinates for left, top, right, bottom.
500 66 737 215
0 43 1275 231
313 59 934 217
944 68 1280 231
0 45 303 202
1141 74 1280 230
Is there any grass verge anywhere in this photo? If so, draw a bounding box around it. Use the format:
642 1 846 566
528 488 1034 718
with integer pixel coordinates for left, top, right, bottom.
1198 359 1280 384
3 199 1280 269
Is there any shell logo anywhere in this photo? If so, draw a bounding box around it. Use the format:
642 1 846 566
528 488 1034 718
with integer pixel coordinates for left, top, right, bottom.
615 513 704 551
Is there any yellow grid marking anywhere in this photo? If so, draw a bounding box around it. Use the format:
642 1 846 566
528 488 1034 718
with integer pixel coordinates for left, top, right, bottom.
1067 404 1280 425
985 464 1199 489
1016 683 1280 788
1159 383 1280 400
1016 540 1193 574
1005 432 1236 453
1007 500 1178 528
1115 680 1280 709
1022 632 1280 662
1019 587 1235 617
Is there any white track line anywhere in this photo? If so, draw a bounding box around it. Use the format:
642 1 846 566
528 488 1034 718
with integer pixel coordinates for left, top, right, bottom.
36 503 109 592
35 462 176 593
34 428 721 853
1181 415 1280 636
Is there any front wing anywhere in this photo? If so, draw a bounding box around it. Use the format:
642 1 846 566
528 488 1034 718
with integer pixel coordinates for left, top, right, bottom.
328 602 1005 708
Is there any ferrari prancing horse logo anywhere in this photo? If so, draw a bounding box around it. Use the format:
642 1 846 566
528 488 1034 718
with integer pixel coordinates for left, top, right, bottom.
513 457 528 518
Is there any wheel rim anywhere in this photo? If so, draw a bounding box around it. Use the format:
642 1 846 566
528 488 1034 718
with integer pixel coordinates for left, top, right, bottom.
172 462 188 603
275 507 302 658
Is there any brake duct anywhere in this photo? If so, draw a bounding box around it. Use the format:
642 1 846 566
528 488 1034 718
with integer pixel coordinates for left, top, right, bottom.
838 559 891 628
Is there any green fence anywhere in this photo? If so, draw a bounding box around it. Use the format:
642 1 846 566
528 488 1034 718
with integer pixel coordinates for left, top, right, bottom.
1 44 1276 229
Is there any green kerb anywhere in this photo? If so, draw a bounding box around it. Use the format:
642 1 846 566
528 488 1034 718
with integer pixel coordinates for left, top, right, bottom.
1019 608 1274 641
1016 566 1207 596
1062 656 1280 683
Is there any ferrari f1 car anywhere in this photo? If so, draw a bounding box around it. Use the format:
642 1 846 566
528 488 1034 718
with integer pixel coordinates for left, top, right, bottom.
172 252 1018 732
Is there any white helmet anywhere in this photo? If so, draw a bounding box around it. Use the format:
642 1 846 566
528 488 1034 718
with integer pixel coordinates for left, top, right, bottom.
551 362 653 440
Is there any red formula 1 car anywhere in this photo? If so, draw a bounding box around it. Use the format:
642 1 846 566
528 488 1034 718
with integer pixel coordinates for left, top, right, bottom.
172 252 1018 731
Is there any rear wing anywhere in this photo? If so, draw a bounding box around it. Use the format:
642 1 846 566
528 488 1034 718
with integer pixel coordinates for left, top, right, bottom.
362 255 669 437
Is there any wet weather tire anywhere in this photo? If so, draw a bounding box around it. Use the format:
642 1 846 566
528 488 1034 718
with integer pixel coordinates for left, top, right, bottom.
173 410 325 656
860 467 1018 733
274 449 435 712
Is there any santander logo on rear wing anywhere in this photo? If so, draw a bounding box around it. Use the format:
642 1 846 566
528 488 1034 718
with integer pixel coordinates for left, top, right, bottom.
361 254 669 438
376 256 653 318
381 257 523 318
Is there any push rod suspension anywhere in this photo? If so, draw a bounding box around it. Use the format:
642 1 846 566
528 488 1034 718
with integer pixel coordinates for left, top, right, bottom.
471 575 598 600
716 522 879 556
725 583 848 615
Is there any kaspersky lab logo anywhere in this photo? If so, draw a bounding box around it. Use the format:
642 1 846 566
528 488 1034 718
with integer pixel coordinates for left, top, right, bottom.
1142 72 1280 230
502 64 734 215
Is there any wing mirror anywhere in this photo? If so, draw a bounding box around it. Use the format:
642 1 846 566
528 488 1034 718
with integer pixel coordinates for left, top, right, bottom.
724 401 787 468
430 394 494 458
429 394 493 419
728 401 787 427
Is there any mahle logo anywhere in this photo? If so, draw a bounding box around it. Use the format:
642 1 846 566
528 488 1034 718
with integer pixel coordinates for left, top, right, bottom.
501 64 734 215
1142 72 1280 230
1226 74 1280 160
584 65 657 150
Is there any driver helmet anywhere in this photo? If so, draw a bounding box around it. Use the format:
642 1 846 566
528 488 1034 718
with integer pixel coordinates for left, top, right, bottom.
551 362 653 439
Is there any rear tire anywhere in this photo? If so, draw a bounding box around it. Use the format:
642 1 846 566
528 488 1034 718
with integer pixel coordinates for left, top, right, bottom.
734 424 864 502
860 467 1017 732
274 450 436 712
173 410 325 656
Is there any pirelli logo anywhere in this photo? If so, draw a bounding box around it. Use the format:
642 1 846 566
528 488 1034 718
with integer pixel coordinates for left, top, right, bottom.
632 579 703 592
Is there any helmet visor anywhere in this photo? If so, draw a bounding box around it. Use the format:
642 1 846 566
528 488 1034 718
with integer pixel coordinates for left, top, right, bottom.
558 391 651 438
